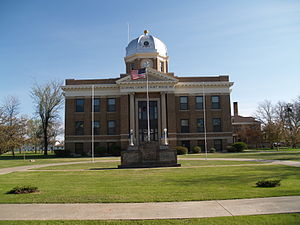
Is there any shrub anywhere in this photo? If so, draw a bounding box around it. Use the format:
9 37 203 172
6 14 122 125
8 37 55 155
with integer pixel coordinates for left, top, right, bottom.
232 142 247 152
7 186 39 194
110 144 121 156
209 147 216 153
192 146 201 153
256 179 281 188
95 146 107 157
175 146 188 155
227 145 237 152
54 149 70 157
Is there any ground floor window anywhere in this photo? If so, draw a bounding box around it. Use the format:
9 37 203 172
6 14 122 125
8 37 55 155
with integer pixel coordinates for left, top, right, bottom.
75 143 84 155
198 140 205 152
214 139 222 152
181 140 190 152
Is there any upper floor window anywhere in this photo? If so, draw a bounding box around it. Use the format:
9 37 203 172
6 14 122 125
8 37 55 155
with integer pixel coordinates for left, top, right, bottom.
75 121 84 135
93 98 100 112
107 98 116 112
180 96 188 110
212 118 222 132
197 118 204 132
75 99 84 112
180 119 189 133
130 63 135 70
160 61 164 72
107 120 116 135
211 96 220 109
195 96 204 109
93 121 100 135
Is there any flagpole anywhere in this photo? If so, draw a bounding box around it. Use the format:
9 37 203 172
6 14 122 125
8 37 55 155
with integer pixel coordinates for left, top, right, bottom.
202 82 207 160
91 85 95 163
146 67 150 142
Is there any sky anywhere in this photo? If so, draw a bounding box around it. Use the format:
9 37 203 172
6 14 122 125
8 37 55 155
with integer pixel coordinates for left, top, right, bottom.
0 0 300 118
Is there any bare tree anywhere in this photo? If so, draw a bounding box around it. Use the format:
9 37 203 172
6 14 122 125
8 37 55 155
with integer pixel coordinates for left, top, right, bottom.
31 80 63 155
0 96 23 156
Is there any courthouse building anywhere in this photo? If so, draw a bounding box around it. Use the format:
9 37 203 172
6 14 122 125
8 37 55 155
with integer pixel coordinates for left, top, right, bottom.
62 31 234 156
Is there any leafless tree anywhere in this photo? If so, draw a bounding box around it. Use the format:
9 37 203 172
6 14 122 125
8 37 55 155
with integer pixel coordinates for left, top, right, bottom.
31 80 63 155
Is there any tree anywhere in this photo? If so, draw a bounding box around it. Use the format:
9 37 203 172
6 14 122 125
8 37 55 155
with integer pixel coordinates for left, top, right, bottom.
31 80 63 155
255 100 283 148
0 96 26 156
26 119 43 153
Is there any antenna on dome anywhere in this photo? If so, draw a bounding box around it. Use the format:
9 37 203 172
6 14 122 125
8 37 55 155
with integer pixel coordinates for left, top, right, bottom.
144 29 149 35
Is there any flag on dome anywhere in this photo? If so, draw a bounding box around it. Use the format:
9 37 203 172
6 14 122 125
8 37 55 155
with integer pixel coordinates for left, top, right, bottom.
131 68 146 80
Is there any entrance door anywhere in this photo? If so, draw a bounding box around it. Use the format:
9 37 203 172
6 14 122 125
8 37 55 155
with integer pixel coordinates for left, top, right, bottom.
138 101 158 142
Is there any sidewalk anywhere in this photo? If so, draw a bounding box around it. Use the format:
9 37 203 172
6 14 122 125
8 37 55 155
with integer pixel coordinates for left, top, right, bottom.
0 196 299 220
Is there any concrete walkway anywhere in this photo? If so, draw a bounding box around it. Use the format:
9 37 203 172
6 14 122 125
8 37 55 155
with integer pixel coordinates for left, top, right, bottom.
0 196 299 220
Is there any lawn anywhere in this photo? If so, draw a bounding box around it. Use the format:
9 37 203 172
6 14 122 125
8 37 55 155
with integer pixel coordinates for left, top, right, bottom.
31 159 265 170
0 153 119 169
180 151 300 161
0 165 299 203
0 214 300 225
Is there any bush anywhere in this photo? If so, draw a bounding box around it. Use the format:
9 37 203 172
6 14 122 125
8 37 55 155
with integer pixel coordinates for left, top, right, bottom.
209 147 216 153
256 179 281 188
232 142 247 152
192 146 201 153
95 146 107 157
175 146 188 155
226 145 236 152
54 149 70 157
110 144 121 156
7 186 39 194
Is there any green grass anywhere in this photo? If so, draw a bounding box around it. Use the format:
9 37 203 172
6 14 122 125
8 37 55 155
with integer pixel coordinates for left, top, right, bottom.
0 214 300 225
0 153 119 169
31 160 266 170
180 151 300 161
0 165 299 203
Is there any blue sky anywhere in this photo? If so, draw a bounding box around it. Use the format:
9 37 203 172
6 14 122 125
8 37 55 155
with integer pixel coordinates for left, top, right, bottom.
0 0 299 117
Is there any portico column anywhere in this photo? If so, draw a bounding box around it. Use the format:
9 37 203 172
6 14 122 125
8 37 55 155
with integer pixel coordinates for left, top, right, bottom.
129 93 135 132
161 92 167 130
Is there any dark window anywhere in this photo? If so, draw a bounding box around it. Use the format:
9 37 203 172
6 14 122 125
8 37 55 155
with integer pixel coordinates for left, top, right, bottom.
197 118 204 132
107 98 116 112
75 121 84 135
75 99 84 112
130 63 135 70
212 118 222 132
75 143 83 155
93 121 100 135
198 140 205 152
93 98 100 112
181 140 190 152
160 61 164 72
195 96 204 109
180 119 189 133
211 96 220 109
107 120 116 135
180 96 188 110
214 139 222 152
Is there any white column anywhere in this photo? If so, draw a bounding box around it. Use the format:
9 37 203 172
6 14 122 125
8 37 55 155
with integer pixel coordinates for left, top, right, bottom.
130 93 135 131
161 92 167 130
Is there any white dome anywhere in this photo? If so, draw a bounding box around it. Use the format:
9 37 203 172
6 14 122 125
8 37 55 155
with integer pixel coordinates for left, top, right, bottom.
126 32 167 57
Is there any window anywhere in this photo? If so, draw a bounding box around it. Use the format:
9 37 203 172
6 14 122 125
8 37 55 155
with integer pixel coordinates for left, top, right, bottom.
195 96 204 109
214 139 222 152
107 120 116 135
211 96 220 109
180 119 189 133
75 121 84 135
180 96 188 110
181 140 190 152
197 118 204 132
93 98 100 112
75 99 84 112
75 143 84 155
130 63 135 70
107 98 116 112
212 118 222 132
160 61 164 72
93 121 100 135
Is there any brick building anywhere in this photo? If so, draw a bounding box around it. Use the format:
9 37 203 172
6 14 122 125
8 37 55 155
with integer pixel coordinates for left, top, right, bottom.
62 31 234 156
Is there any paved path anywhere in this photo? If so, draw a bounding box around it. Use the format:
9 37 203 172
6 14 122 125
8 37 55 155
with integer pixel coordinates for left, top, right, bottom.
1 158 300 175
0 196 299 220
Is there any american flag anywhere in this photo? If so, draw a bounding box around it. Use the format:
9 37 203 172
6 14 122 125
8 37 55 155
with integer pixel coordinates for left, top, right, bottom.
131 68 146 80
